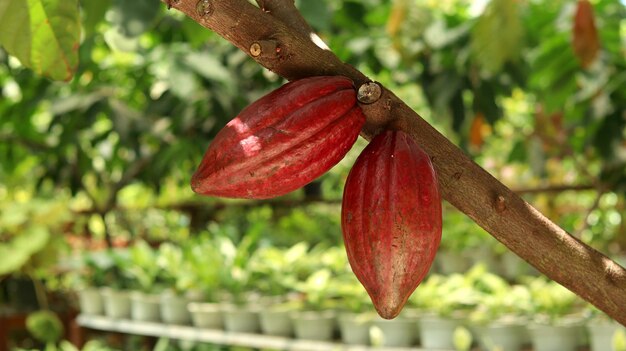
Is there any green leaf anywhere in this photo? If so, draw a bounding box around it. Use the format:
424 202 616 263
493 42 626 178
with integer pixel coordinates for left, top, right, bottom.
296 0 331 31
0 246 30 275
82 0 111 36
0 226 50 275
185 51 232 85
0 0 31 62
0 0 80 81
507 140 527 163
109 0 160 37
471 0 523 75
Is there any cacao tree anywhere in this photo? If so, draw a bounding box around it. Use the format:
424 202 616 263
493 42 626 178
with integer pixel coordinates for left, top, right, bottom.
0 0 625 323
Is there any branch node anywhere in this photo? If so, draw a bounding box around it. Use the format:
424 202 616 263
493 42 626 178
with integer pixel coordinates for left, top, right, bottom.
495 195 507 213
357 82 382 104
196 0 213 19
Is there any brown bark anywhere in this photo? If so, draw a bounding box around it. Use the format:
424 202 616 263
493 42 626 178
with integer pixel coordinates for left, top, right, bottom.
162 0 626 324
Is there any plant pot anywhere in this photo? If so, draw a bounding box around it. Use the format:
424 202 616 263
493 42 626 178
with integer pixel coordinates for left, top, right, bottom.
478 320 527 351
338 312 373 345
130 291 161 322
291 310 336 341
371 315 416 347
587 318 626 351
221 304 260 333
418 314 463 349
529 323 581 351
100 288 131 319
188 302 223 329
259 306 294 337
160 291 191 325
77 287 104 315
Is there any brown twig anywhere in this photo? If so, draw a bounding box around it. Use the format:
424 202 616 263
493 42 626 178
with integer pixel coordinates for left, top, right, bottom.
512 183 594 195
161 0 626 325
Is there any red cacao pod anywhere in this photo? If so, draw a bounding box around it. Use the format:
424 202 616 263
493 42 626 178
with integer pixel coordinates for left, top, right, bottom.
191 76 365 199
342 130 442 319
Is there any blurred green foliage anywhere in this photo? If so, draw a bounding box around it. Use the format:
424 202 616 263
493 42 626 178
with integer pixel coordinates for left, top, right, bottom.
26 310 64 345
0 0 624 277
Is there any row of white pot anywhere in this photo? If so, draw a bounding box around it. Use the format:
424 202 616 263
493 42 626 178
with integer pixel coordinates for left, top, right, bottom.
78 287 204 324
435 249 539 279
78 288 625 351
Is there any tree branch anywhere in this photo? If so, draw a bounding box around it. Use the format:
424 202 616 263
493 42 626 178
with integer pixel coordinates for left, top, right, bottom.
163 0 626 324
512 183 594 195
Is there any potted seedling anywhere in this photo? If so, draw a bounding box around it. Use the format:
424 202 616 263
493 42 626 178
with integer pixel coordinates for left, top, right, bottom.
527 277 586 351
156 242 198 325
335 276 375 345
468 272 531 351
586 305 626 351
126 240 163 322
290 268 338 341
217 233 262 333
411 271 479 350
186 235 224 329
75 254 110 316
249 243 309 337
99 249 134 319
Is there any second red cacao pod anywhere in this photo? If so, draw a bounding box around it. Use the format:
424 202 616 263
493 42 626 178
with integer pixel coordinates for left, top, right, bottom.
191 76 365 199
342 130 442 319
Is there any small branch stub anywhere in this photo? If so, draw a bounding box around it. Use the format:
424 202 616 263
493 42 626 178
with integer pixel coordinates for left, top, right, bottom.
357 82 383 104
248 40 280 59
495 195 507 213
250 42 262 57
196 0 213 18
